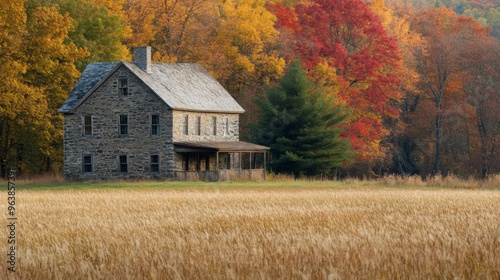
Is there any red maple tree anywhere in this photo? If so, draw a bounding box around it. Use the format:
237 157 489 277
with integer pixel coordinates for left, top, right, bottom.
271 0 402 162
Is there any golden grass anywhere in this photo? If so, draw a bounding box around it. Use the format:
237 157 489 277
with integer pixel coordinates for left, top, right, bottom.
2 185 499 279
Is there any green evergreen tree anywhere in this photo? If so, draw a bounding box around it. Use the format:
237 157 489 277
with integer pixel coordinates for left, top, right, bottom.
253 60 353 177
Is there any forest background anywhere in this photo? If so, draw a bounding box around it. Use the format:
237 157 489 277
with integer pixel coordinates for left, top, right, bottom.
0 0 498 178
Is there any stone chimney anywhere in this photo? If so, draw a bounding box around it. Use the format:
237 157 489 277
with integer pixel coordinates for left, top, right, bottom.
133 46 152 74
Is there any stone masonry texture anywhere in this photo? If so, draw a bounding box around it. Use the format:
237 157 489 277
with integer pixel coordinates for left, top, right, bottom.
63 65 240 180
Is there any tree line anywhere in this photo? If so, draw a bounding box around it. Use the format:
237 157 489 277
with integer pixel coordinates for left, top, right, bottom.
0 0 498 178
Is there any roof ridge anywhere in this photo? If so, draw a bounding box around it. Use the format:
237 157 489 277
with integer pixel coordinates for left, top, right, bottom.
59 62 245 114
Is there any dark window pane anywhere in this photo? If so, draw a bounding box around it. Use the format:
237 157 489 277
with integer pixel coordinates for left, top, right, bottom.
151 115 159 135
119 78 128 96
83 155 92 173
83 115 92 135
119 115 128 135
183 115 189 135
195 116 201 135
212 117 217 135
150 155 159 172
119 155 128 172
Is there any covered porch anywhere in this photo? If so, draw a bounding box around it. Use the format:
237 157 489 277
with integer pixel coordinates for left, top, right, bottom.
173 141 269 181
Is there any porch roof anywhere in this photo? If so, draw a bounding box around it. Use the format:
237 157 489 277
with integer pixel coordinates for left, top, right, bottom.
174 141 270 153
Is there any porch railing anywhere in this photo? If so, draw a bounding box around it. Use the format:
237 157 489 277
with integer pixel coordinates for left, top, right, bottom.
173 169 265 181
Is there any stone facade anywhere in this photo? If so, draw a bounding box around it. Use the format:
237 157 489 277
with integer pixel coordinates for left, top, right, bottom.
63 65 172 180
62 65 241 180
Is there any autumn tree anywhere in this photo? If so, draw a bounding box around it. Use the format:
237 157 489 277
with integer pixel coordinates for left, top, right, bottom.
123 0 284 134
0 1 31 175
253 60 352 177
206 0 285 131
123 0 156 46
394 0 500 37
461 31 500 178
36 0 129 70
272 0 402 171
411 7 492 175
0 1 85 175
370 0 429 174
122 0 219 64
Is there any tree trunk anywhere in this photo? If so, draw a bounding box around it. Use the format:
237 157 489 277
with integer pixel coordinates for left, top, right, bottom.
433 110 441 175
476 109 489 179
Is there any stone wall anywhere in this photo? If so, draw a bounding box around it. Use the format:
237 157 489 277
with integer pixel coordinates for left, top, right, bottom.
63 65 174 180
63 64 245 181
171 110 239 142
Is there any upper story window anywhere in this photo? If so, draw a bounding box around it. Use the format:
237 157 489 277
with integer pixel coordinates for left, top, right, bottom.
83 115 92 136
119 114 128 135
82 155 93 173
150 155 159 172
118 78 128 96
151 114 159 135
222 117 229 136
183 115 189 135
119 155 128 172
212 116 217 136
195 116 201 135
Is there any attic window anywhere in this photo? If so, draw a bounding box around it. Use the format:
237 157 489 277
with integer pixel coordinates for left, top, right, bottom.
118 78 128 96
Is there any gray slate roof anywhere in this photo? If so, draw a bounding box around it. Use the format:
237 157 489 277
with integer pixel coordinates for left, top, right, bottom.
59 62 245 114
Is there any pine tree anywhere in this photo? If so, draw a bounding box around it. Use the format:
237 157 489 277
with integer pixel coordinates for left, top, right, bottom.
253 60 352 177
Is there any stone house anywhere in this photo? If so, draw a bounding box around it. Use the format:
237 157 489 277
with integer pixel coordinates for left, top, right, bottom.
59 46 268 181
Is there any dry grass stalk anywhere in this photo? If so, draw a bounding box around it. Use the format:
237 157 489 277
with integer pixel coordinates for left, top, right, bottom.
2 187 499 279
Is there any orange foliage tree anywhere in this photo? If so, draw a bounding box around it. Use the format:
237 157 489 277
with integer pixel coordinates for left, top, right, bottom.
461 29 500 178
410 7 494 175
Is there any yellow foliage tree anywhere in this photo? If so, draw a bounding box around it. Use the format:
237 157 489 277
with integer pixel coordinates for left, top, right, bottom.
0 1 86 175
122 0 284 132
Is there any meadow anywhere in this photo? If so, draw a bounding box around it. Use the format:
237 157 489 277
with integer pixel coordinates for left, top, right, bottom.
2 177 500 279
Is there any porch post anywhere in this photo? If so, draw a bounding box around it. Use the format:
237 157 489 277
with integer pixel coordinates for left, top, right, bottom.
263 152 266 180
239 152 242 179
216 152 219 181
249 152 252 180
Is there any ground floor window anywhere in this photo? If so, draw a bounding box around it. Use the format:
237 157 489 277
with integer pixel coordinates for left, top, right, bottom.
119 155 128 172
82 155 92 173
150 155 159 172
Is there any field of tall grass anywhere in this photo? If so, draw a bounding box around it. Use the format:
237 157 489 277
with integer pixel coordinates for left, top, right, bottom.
2 179 500 279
